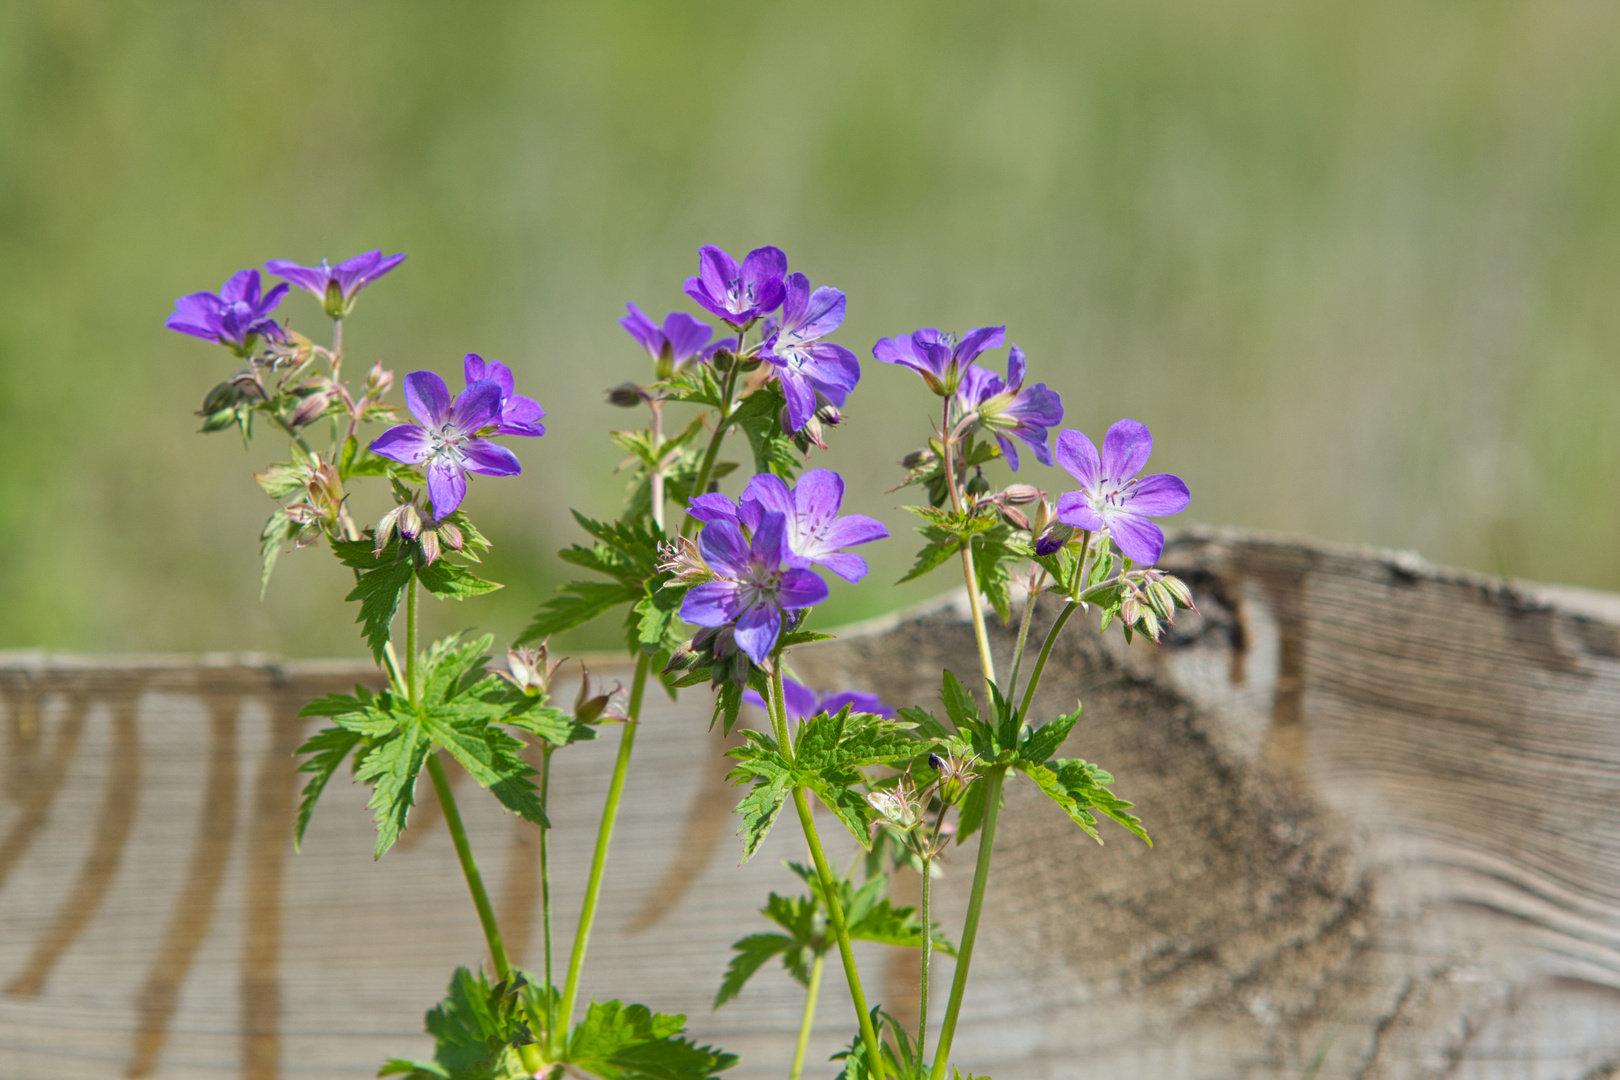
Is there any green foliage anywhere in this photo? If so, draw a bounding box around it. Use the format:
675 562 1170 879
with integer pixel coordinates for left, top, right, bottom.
899 513 1023 624
295 634 570 857
333 539 415 663
379 967 536 1080
726 707 920 859
716 864 953 1008
258 508 299 598
565 1000 737 1080
731 382 803 479
520 510 678 655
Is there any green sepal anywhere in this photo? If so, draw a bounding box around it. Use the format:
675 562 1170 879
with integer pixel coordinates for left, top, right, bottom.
564 1000 737 1080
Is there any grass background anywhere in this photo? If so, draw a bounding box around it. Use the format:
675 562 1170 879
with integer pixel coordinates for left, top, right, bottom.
3 0 1619 657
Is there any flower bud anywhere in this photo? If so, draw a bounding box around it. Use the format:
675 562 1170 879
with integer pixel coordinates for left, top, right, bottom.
654 342 676 381
200 380 244 415
1000 506 1031 531
710 348 736 372
606 382 646 408
1035 522 1074 557
322 279 347 320
1003 483 1042 505
365 361 394 398
289 391 332 428
901 448 937 471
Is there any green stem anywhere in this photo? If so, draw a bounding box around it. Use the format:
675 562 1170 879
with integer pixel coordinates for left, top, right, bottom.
789 952 825 1080
540 745 554 996
1015 601 1076 726
793 788 885 1080
556 653 649 1053
917 855 933 1065
426 754 512 979
682 355 742 537
928 765 1005 1080
939 399 997 701
405 579 418 703
1004 570 1047 708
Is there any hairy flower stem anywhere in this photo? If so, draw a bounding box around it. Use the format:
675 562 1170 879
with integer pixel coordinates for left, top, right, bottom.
1005 570 1048 708
1016 602 1077 726
769 662 885 1080
556 652 650 1054
917 852 933 1064
683 348 744 537
649 399 666 534
928 764 1006 1080
425 755 513 978
789 953 825 1080
939 401 998 699
405 579 418 702
793 789 884 1080
540 745 554 997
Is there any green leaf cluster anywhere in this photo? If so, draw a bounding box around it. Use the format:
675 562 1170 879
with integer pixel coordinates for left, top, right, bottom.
716 864 954 1008
521 511 684 660
294 634 591 856
899 671 1149 848
380 967 537 1080
726 707 920 861
565 1000 737 1080
331 538 499 664
900 508 1025 624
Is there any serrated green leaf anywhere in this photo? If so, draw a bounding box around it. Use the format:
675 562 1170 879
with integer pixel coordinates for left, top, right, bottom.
259 508 297 599
896 706 953 740
565 1000 736 1080
398 966 531 1080
519 580 641 643
256 461 309 499
728 761 790 863
334 540 416 663
714 933 793 1008
293 725 362 850
419 560 501 600
507 706 596 747
939 670 977 727
713 681 743 736
898 534 957 584
355 724 432 858
633 583 684 653
777 629 834 648
421 709 548 828
1017 703 1080 765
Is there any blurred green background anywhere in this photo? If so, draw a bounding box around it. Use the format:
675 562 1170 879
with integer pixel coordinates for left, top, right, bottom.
3 0 1619 658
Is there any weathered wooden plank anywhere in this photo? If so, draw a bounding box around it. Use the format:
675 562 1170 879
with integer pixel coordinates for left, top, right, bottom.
2 530 1619 1079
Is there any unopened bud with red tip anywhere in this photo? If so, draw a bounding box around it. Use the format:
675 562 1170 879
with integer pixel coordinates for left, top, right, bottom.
1003 483 1042 506
289 391 333 428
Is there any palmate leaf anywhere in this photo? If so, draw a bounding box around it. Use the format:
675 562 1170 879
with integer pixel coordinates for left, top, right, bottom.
1021 757 1150 846
714 933 795 1008
519 580 641 643
566 1000 737 1080
418 559 501 601
333 539 416 663
355 723 433 859
379 966 534 1080
291 725 362 850
726 709 921 858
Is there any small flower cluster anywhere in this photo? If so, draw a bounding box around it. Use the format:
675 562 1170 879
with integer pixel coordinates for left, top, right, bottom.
620 244 862 434
665 469 888 664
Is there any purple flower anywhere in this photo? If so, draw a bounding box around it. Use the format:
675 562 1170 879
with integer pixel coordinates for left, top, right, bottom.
759 273 862 432
369 371 522 518
742 677 897 722
683 244 788 327
463 354 546 437
873 325 1005 396
265 250 406 318
685 468 888 583
680 512 829 663
954 345 1063 471
620 304 736 378
165 269 288 355
1054 419 1190 566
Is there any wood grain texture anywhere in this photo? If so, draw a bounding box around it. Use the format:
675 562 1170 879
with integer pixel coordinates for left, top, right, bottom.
2 530 1619 1079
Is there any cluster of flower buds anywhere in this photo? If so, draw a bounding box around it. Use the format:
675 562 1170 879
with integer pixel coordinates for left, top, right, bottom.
977 482 1044 532
663 624 752 688
374 484 473 565
1117 567 1197 641
259 454 353 546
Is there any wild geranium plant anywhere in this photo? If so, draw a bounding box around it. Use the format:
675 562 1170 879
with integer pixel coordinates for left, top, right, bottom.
169 240 1194 1080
